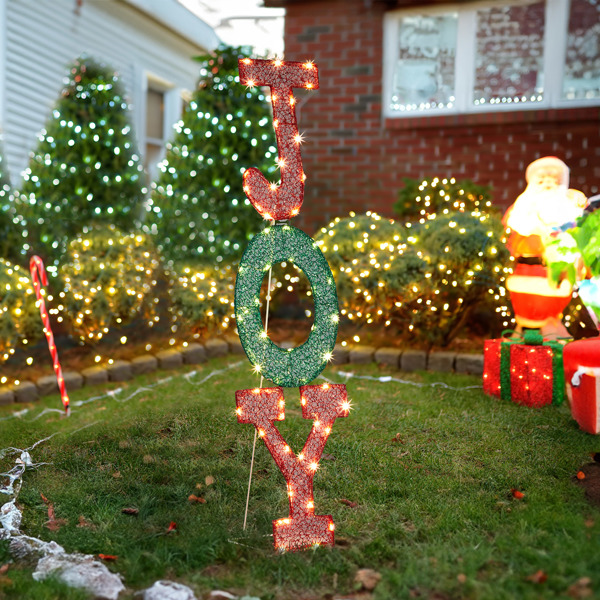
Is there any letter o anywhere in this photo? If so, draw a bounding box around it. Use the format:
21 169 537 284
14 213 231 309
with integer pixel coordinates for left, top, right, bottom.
235 224 338 387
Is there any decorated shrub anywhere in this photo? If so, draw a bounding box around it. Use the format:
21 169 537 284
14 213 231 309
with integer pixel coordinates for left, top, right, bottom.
0 258 41 364
18 56 146 263
58 225 160 344
168 263 235 337
314 211 512 347
148 45 277 264
394 176 493 220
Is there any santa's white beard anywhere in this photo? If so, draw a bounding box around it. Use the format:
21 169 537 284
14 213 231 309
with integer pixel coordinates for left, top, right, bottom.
506 186 582 238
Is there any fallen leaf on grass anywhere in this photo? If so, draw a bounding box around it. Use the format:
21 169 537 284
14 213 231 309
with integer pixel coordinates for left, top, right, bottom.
577 471 586 480
511 489 525 499
167 521 177 533
98 554 118 561
526 570 548 584
112 471 122 478
0 564 9 575
205 475 215 486
188 494 206 504
121 507 139 516
77 515 95 529
143 455 154 464
339 499 357 508
41 493 67 531
45 518 68 532
567 577 593 599
354 568 382 591
584 518 595 528
391 433 404 443
402 521 417 533
457 574 467 584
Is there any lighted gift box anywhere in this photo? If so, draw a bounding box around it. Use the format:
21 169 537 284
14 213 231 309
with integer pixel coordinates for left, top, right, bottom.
483 339 502 397
563 337 600 434
483 331 566 408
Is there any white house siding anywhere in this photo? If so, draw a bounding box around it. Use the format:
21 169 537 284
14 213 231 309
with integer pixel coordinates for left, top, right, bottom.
1 0 219 186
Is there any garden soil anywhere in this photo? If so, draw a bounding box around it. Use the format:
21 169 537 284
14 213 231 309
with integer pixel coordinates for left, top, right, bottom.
575 459 600 507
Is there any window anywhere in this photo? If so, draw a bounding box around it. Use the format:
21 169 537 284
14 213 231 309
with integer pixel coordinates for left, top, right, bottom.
145 85 166 183
383 0 600 118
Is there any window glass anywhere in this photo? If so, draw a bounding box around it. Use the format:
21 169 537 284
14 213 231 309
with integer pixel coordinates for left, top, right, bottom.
390 13 458 112
146 87 164 140
473 1 545 106
563 0 600 100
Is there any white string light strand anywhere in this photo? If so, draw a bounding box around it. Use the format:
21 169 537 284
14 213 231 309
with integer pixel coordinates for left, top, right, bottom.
0 360 244 423
332 371 482 391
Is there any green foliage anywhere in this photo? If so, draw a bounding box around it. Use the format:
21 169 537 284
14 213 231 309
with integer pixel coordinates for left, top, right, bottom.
315 211 512 347
168 263 235 337
545 209 600 320
545 231 581 287
17 56 146 264
569 210 600 277
58 225 160 345
1 359 599 599
148 44 277 264
0 258 41 364
394 176 493 219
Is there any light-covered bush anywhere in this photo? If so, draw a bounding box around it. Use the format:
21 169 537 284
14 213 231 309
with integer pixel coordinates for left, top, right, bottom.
168 263 235 338
0 258 41 363
148 45 277 264
17 56 146 263
59 225 160 344
394 176 493 220
314 210 512 347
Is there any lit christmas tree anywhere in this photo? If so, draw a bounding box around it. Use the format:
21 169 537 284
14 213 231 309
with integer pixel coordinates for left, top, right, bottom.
0 137 22 262
18 56 146 264
147 45 277 265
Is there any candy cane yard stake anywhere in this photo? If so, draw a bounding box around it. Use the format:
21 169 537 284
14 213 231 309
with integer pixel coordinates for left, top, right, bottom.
30 256 70 415
235 58 350 552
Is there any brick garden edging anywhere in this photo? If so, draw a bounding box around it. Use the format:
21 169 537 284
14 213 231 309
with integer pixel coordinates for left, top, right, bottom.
0 340 484 405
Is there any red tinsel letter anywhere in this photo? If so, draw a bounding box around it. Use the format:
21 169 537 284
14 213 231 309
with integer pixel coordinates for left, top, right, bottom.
238 58 319 221
235 383 349 551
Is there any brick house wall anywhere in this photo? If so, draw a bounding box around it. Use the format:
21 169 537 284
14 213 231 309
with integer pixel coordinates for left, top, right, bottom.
266 0 600 234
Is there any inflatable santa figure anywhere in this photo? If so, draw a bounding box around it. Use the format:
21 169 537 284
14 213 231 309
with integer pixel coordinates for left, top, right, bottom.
503 156 587 332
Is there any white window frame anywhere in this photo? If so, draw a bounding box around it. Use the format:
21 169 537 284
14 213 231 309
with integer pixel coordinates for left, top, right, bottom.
138 71 183 180
382 0 598 119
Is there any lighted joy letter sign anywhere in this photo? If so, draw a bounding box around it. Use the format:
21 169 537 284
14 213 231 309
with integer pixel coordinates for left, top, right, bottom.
235 58 349 551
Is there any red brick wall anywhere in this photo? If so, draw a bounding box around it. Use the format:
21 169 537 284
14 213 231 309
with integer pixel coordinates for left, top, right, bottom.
281 0 600 233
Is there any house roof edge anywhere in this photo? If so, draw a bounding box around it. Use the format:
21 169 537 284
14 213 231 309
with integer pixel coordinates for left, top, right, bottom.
121 0 220 51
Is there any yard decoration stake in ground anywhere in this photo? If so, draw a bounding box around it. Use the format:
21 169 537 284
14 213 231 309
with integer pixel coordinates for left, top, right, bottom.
30 255 70 415
234 58 349 551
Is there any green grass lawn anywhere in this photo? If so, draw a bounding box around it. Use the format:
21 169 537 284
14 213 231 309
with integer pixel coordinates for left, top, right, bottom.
0 356 599 599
